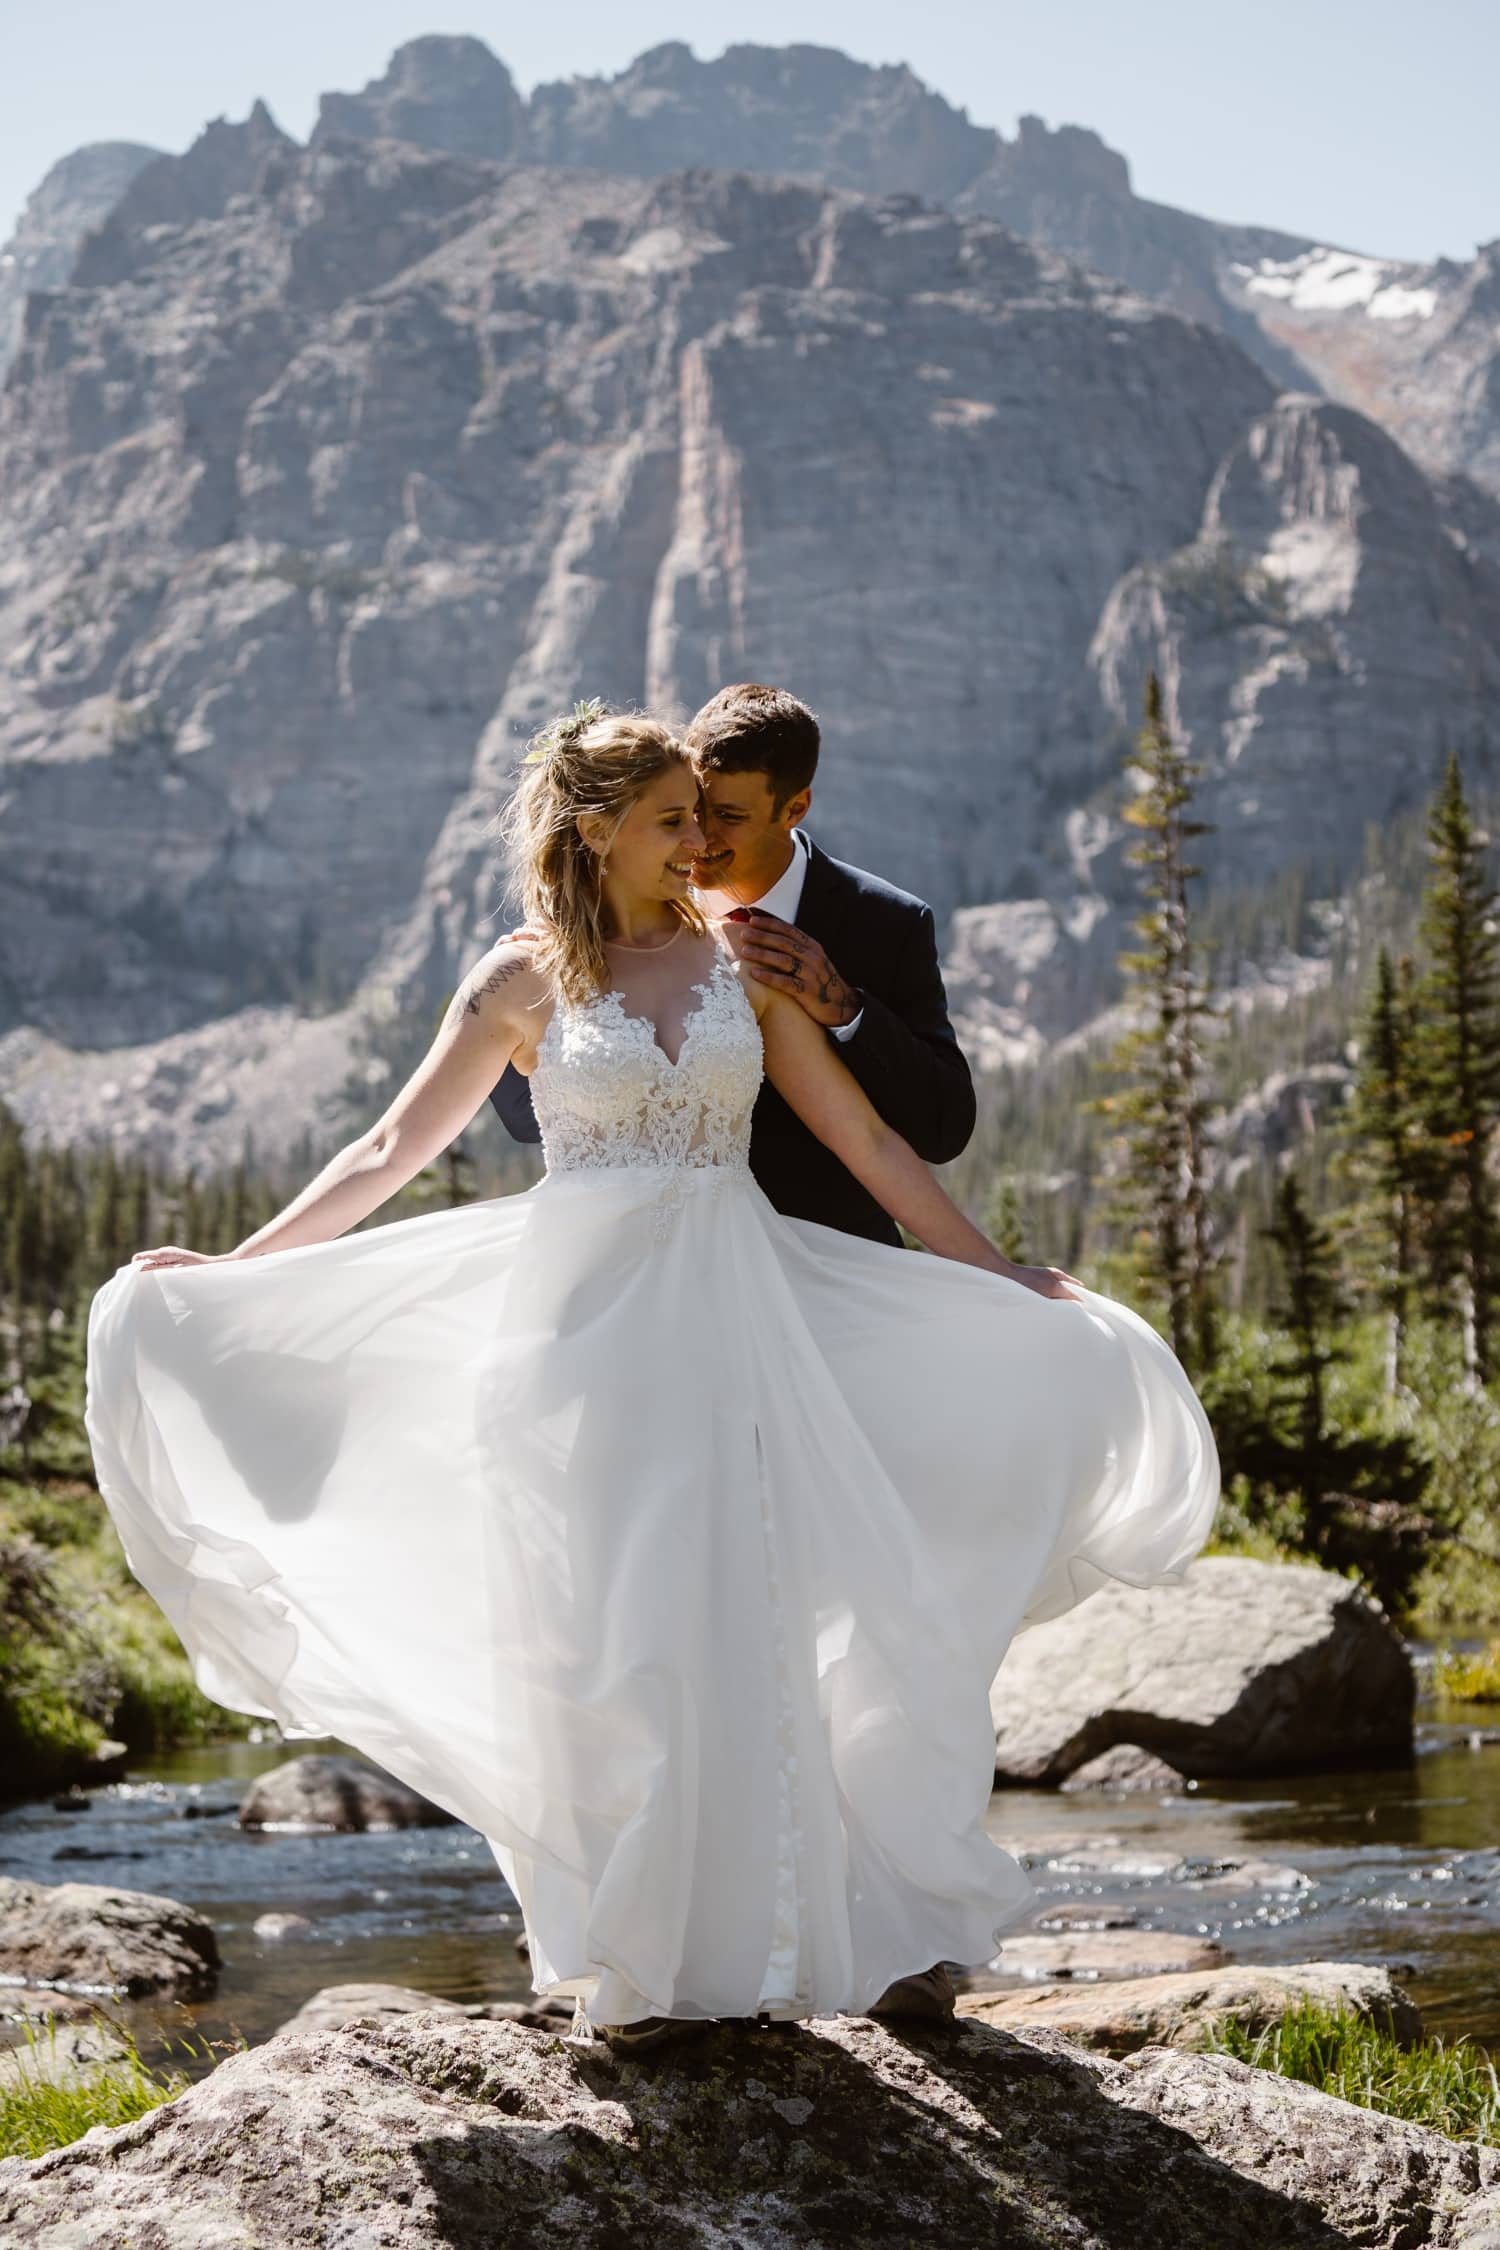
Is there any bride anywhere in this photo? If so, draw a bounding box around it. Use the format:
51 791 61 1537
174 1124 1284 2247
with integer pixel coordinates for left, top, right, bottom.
85 706 1220 2051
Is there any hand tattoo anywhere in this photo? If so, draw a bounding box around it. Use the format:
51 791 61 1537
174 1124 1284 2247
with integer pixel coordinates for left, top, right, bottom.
737 912 857 1026
814 964 857 1020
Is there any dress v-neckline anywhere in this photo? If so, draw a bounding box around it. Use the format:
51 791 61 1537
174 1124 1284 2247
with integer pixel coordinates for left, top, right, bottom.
599 967 719 1072
551 933 742 1072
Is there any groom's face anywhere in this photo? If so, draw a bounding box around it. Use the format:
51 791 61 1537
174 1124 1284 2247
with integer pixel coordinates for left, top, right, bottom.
690 767 810 900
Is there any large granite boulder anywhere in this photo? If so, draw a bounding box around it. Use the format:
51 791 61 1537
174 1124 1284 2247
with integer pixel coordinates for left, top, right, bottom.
978 1929 1226 1984
237 1753 457 1831
1 2012 1494 2247
1060 1743 1192 1793
0 1877 219 1997
272 1982 469 2038
991 1556 1414 1782
959 1961 1425 2053
274 1982 571 2039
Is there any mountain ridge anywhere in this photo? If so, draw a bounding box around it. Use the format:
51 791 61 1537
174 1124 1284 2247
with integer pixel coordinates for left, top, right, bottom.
7 33 1495 502
0 40 1495 1171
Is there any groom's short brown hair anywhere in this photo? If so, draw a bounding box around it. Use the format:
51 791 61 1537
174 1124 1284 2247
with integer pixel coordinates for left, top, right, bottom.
685 684 819 811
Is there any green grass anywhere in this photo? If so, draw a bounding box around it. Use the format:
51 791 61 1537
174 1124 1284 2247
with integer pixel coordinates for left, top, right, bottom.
0 2011 243 2161
1203 1999 1500 2143
1432 1639 1500 1703
0 1475 257 1801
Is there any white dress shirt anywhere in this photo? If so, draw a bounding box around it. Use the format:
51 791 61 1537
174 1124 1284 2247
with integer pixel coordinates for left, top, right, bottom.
697 827 863 1042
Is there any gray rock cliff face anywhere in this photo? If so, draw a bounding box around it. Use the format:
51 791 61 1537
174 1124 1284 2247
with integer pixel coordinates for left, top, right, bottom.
70 100 295 262
296 39 1500 500
0 130 1302 1160
955 116 1319 395
1216 235 1500 497
11 37 1498 496
1089 392 1500 888
3 55 1498 1164
0 142 162 373
528 39 995 204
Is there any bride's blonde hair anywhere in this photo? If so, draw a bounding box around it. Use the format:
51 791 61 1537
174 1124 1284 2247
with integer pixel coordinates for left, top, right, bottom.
498 701 706 1005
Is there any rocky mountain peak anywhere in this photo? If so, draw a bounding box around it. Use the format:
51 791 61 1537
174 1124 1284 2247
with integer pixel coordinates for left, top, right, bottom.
993 114 1134 199
311 34 526 164
71 103 297 287
527 37 995 202
7 34 1500 504
2 43 1499 1166
0 142 162 369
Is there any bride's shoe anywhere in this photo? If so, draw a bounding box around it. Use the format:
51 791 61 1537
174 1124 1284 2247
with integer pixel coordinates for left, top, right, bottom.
865 1963 957 2020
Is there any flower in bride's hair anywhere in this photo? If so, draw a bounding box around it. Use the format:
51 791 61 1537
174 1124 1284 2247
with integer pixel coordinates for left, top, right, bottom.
524 696 610 765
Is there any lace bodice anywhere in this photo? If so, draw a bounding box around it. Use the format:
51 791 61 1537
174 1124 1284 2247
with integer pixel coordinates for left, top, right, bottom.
529 943 763 1205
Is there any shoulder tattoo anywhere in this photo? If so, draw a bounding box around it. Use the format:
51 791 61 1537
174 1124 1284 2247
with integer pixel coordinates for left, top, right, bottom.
446 953 528 1029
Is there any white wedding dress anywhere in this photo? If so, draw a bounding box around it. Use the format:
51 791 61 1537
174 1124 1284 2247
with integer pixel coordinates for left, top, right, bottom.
85 929 1219 2027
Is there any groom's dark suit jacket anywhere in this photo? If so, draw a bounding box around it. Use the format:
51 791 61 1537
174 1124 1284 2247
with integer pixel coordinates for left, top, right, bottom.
488 839 976 1247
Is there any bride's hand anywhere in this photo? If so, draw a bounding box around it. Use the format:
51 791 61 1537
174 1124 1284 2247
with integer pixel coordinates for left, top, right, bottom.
1003 1261 1083 1303
131 1247 240 1271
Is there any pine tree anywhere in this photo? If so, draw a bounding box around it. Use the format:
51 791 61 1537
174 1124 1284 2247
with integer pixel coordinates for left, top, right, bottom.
1341 948 1424 1392
1239 1170 1435 1613
1412 753 1500 1386
0 1106 33 1305
1265 1174 1340 1462
1093 672 1218 1371
84 1149 124 1282
38 1147 83 1300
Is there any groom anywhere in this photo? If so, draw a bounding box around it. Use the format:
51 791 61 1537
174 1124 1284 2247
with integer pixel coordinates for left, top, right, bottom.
488 682 977 1247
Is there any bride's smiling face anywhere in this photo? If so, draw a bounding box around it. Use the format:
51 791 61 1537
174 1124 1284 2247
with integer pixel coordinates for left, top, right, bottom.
581 765 706 905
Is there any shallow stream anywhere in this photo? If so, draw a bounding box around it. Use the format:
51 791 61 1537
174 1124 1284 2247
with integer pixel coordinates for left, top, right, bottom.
1 1654 1495 2072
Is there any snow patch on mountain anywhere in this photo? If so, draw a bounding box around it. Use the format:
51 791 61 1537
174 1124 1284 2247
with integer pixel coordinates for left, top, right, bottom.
1232 248 1438 323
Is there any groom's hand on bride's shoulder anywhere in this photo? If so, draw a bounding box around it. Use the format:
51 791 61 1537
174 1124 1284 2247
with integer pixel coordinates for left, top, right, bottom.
723 909 862 1030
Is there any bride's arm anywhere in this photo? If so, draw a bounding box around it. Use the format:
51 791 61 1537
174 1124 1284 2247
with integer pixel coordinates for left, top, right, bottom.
750 975 1078 1300
132 946 547 1269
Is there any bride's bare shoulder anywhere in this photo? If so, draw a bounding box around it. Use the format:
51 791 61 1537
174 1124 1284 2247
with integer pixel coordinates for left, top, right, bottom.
712 923 773 1019
444 940 550 1035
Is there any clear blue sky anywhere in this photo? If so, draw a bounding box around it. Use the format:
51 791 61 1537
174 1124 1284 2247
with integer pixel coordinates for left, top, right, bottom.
4 1 1496 265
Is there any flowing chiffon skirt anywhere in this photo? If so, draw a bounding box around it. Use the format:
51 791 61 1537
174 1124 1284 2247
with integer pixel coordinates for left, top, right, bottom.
85 1162 1218 2025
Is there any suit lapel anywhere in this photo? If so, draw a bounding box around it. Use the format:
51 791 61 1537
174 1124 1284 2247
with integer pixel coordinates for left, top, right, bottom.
794 837 854 949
